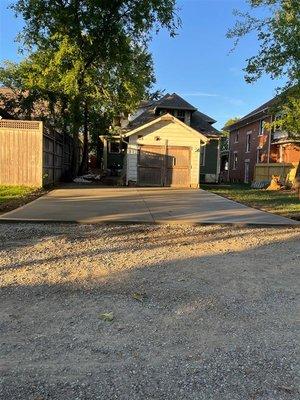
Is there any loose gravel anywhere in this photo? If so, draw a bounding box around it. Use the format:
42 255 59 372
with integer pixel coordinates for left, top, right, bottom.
0 223 299 400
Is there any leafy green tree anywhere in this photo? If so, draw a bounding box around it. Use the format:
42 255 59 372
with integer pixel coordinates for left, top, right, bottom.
2 0 180 175
227 0 300 136
223 117 240 129
265 86 300 138
227 0 299 86
220 117 240 151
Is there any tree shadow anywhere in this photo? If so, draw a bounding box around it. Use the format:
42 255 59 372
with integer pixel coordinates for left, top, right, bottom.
0 223 297 272
0 225 299 399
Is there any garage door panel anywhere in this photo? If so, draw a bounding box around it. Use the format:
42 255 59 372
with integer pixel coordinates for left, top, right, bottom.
138 145 191 187
139 167 162 186
166 146 190 187
139 149 164 168
166 147 190 167
166 168 190 187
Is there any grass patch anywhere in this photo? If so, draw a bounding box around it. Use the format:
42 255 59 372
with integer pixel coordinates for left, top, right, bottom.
0 185 45 213
202 183 300 220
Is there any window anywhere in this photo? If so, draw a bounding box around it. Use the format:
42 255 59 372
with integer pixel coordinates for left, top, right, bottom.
246 132 251 152
258 119 265 136
108 141 121 154
233 152 238 170
256 148 261 163
234 131 239 143
176 110 185 122
200 145 206 166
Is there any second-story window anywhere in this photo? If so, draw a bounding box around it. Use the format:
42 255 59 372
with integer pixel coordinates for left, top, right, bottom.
234 131 239 143
246 132 251 152
258 119 265 136
233 152 238 169
176 110 185 122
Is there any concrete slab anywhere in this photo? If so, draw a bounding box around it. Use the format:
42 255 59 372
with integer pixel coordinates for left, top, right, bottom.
0 187 154 223
0 186 298 226
139 188 300 226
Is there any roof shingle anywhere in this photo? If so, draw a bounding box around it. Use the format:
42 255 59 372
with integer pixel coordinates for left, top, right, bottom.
127 92 219 137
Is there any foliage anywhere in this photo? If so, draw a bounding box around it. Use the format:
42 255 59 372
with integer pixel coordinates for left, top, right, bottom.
228 0 300 136
220 118 240 152
1 0 180 174
0 185 36 204
223 117 240 128
227 0 300 86
265 85 300 138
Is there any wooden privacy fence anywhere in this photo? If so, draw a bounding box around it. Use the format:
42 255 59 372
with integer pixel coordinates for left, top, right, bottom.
254 162 299 186
43 130 74 185
0 119 76 187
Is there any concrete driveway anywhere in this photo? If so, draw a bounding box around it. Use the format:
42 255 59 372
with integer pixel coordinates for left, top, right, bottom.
0 185 298 226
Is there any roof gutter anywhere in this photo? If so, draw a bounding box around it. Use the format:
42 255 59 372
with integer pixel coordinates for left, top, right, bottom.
224 107 270 131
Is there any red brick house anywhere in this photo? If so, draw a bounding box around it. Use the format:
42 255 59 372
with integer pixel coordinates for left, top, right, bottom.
225 97 300 183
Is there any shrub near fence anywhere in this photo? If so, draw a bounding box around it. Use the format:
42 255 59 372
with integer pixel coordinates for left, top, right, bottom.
0 119 77 187
254 163 299 187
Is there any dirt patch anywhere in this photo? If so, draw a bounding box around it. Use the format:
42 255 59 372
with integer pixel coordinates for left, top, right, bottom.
0 223 299 399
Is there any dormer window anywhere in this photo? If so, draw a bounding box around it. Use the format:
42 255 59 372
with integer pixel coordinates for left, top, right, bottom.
176 110 185 122
158 109 174 116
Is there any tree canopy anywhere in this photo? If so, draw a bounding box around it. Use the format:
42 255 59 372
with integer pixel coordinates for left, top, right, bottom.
227 0 299 86
227 0 300 136
1 0 180 174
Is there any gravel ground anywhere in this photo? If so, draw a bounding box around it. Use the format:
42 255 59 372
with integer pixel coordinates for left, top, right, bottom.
0 223 299 400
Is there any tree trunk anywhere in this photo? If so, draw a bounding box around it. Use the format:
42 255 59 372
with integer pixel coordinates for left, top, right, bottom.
70 97 81 178
78 102 89 175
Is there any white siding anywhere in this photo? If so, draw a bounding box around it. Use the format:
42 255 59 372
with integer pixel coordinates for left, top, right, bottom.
126 144 138 184
127 120 203 187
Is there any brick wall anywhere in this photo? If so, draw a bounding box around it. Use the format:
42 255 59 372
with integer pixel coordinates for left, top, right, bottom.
229 117 271 182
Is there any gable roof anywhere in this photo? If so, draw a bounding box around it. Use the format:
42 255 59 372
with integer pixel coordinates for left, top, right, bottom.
190 111 219 137
126 92 219 137
241 97 276 120
224 95 278 131
124 113 209 142
155 93 197 111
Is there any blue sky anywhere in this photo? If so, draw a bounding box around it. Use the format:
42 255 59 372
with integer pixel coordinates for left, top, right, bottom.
0 0 283 129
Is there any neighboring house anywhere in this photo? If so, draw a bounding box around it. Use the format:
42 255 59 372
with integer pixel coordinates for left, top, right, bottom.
219 135 230 182
225 96 300 183
101 93 221 187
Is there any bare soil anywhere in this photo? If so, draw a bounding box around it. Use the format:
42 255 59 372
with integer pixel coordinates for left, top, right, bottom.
0 223 299 399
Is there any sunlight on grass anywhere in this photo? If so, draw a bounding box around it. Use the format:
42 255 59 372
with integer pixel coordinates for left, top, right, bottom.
202 184 300 219
0 185 37 205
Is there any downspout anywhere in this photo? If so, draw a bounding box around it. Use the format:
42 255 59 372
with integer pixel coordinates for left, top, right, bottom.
199 140 207 187
228 135 231 182
119 134 129 185
267 116 272 164
216 138 220 183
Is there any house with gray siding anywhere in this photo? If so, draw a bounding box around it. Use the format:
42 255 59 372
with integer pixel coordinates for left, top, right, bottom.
101 93 221 186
